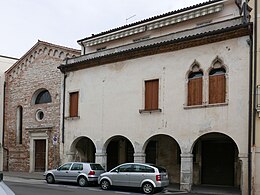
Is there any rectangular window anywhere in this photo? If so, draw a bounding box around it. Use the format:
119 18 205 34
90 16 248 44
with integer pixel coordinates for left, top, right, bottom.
145 79 159 110
69 92 79 117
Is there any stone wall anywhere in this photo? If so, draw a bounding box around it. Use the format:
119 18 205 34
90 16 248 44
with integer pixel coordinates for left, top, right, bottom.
4 42 79 172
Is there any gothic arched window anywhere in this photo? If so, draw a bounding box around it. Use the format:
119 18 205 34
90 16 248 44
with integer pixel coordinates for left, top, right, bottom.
187 61 203 106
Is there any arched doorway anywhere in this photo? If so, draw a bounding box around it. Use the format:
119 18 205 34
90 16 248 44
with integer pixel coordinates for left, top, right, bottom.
144 134 181 184
192 133 240 186
105 136 134 171
71 137 96 162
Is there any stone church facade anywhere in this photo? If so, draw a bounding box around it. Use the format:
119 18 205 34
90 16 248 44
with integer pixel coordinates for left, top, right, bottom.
4 41 80 172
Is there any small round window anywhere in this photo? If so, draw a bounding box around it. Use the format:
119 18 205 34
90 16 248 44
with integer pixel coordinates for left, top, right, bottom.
36 110 44 121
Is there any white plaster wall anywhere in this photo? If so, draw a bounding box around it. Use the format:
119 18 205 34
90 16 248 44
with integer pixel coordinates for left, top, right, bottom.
64 36 249 158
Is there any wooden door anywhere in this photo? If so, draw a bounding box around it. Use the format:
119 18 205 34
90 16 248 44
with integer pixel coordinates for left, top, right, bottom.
35 140 46 172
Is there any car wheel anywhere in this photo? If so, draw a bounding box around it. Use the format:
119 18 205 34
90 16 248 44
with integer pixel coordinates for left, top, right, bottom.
46 174 55 184
142 182 154 194
100 179 110 190
78 176 88 187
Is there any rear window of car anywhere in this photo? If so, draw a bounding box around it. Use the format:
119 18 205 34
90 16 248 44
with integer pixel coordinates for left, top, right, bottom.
90 164 104 170
151 165 167 173
132 165 154 173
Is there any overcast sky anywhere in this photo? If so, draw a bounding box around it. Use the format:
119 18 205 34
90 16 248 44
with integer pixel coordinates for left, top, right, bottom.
1 0 206 58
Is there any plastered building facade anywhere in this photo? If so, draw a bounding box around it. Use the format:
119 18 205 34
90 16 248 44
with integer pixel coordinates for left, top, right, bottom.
59 0 251 194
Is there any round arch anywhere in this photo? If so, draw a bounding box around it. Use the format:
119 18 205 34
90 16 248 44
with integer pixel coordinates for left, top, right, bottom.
31 88 52 105
191 132 240 153
143 134 181 184
70 136 96 162
191 132 240 187
104 135 135 171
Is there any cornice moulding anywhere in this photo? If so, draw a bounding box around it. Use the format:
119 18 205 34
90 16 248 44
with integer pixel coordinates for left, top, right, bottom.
83 2 224 47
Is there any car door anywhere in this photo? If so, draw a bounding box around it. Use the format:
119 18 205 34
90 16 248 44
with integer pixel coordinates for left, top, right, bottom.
54 163 72 181
110 164 132 186
69 163 83 182
129 164 154 187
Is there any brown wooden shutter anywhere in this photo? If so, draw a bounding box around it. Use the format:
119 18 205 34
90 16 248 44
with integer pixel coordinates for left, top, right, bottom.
70 92 79 117
188 77 203 106
209 74 226 104
145 79 159 110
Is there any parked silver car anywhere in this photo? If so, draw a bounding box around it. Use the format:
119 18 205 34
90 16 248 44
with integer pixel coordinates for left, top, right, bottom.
44 162 105 187
98 163 169 194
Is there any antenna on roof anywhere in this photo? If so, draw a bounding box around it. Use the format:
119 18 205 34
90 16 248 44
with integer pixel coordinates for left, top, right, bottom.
126 14 136 24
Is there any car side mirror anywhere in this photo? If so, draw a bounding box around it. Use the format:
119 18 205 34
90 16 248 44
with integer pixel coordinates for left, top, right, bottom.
0 172 3 181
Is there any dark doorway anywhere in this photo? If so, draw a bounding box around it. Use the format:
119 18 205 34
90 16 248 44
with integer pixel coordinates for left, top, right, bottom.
106 137 134 171
144 135 181 184
145 141 157 164
201 141 235 185
192 133 239 187
35 139 46 172
107 141 119 171
74 137 96 162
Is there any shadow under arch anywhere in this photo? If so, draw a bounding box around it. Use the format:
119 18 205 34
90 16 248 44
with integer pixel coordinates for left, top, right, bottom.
191 132 240 187
104 135 135 171
143 134 181 184
70 136 96 163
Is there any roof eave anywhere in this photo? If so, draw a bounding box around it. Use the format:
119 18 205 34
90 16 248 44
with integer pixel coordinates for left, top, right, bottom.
59 23 251 73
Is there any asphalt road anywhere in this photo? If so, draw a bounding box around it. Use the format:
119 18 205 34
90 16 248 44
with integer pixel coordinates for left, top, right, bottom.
4 177 192 195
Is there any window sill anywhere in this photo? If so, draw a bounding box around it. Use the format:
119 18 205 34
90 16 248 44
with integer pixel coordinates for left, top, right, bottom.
139 108 162 114
184 102 228 109
65 116 80 120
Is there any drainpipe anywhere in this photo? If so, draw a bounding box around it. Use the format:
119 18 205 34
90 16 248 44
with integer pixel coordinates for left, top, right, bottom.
2 81 9 171
60 58 68 144
62 72 67 144
2 81 6 147
251 0 258 193
252 0 257 147
248 30 253 195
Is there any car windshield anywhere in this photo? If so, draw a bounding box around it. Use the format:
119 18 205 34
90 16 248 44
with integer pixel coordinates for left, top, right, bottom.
150 165 167 173
90 164 104 170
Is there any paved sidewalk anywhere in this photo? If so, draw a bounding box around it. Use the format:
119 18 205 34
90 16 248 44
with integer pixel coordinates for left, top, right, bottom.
3 171 44 180
2 171 241 195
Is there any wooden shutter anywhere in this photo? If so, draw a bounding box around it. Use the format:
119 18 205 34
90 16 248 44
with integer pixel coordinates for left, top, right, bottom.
145 79 159 110
188 77 203 106
209 74 226 104
70 92 79 117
